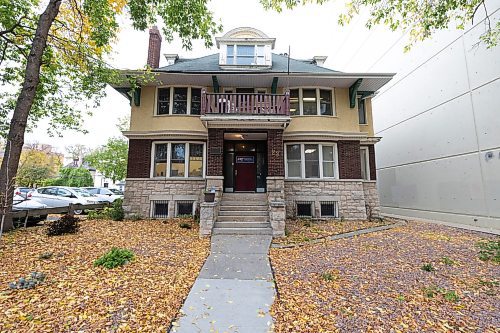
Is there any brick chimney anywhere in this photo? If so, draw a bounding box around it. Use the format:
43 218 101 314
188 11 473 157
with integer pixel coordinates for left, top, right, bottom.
147 26 162 68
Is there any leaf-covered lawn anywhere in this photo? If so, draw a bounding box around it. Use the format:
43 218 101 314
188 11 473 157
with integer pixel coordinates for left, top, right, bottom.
270 221 499 332
0 219 209 332
273 219 392 246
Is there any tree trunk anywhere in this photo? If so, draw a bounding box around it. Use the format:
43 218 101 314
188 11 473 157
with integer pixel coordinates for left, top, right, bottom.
0 0 62 232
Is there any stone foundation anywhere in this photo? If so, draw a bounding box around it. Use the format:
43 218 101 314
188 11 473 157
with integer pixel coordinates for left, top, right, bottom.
267 177 286 237
124 178 205 218
284 180 382 220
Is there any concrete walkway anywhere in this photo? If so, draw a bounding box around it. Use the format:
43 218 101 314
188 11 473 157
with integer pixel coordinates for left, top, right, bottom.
171 235 275 333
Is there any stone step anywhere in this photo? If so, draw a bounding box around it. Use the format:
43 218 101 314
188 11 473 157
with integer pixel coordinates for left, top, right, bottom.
214 221 270 228
218 210 268 217
222 193 267 201
212 227 273 236
219 205 268 211
220 200 267 206
217 215 268 223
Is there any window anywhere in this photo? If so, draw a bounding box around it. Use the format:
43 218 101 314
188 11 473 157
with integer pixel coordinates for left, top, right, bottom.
360 147 370 180
227 45 265 65
153 142 205 178
189 143 203 177
151 200 169 218
285 143 338 179
320 201 338 217
358 97 367 124
170 143 186 177
157 88 170 115
156 87 203 115
57 188 73 197
154 143 168 177
296 202 313 217
176 201 194 216
288 88 335 116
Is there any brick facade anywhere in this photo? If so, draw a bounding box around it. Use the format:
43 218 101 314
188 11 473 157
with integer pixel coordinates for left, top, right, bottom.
267 129 285 176
207 129 224 176
338 140 362 179
147 27 162 68
368 144 377 180
127 139 152 178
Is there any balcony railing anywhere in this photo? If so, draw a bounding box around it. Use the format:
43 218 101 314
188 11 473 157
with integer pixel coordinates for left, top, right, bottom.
201 90 290 116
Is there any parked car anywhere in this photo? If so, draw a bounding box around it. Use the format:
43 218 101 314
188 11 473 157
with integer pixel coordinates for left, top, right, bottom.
14 187 33 199
28 186 106 214
84 187 124 203
12 195 48 225
109 188 124 196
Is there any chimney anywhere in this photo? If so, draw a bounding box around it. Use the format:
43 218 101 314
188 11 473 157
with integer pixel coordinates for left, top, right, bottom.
164 54 179 66
313 56 327 66
147 26 162 68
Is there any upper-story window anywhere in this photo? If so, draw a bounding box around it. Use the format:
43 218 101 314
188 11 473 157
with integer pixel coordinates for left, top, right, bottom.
289 88 335 116
358 97 367 124
226 45 266 65
156 87 202 115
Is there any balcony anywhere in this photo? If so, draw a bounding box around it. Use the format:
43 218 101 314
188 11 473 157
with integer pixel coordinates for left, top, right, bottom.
201 91 290 116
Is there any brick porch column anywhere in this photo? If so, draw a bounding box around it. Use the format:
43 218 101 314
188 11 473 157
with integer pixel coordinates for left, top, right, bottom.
267 129 284 177
207 129 224 176
267 129 286 237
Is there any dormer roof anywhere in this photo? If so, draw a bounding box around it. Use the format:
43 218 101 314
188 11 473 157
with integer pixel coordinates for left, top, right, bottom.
215 27 276 48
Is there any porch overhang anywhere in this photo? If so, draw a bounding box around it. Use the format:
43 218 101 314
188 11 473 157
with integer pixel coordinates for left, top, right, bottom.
200 115 290 129
283 130 381 143
122 129 208 140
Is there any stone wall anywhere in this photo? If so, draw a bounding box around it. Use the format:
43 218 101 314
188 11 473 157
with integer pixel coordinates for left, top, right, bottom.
124 179 205 218
284 180 369 220
362 181 381 218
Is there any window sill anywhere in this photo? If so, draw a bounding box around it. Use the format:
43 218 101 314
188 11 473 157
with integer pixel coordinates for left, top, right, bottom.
153 114 201 117
290 115 338 118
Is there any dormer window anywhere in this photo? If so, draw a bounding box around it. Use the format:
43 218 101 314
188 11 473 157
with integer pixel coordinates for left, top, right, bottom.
227 45 266 65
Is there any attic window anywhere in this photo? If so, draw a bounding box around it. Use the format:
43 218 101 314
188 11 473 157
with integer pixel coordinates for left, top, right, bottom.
227 45 265 65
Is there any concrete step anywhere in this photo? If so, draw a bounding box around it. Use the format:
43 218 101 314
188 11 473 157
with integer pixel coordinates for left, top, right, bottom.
222 193 267 201
218 210 268 217
220 200 267 206
217 215 268 223
214 221 270 228
212 227 272 235
219 205 268 211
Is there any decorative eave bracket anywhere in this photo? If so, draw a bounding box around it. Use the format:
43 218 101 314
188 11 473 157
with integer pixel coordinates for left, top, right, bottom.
271 77 279 94
116 87 141 107
349 78 362 108
212 75 220 93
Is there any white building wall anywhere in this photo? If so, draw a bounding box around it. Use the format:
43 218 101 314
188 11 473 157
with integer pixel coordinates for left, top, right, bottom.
373 6 500 231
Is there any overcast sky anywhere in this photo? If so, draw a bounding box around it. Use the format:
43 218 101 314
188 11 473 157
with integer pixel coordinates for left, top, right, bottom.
22 0 480 154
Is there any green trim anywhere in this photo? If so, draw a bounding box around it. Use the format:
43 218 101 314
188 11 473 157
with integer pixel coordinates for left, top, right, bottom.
349 78 363 108
115 87 141 106
212 75 220 93
133 88 141 107
271 77 279 94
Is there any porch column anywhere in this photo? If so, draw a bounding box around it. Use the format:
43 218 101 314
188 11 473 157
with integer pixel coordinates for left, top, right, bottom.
267 129 286 237
207 129 224 176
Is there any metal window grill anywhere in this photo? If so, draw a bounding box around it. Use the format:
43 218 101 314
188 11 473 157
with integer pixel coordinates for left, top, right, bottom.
151 200 169 218
296 201 313 217
176 201 194 217
320 201 338 218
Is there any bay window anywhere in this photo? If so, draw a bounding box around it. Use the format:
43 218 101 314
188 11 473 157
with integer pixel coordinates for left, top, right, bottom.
156 87 204 115
288 88 335 116
285 143 338 179
153 142 205 178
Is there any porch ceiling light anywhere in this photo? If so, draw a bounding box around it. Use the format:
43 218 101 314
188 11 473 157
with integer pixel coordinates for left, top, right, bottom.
303 98 316 101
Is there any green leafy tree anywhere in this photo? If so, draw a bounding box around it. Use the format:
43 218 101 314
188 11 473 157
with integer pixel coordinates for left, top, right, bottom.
0 0 221 230
50 167 94 187
16 165 52 187
85 138 128 183
261 0 499 49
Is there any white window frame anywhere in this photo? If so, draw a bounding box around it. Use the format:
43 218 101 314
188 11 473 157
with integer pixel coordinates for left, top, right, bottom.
357 95 368 125
154 86 204 116
288 87 336 116
284 143 339 179
226 44 266 66
150 141 206 179
360 146 370 180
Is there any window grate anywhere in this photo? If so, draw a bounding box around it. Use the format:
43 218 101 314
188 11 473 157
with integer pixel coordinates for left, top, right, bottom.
176 201 194 217
320 201 338 218
151 200 169 218
296 201 313 217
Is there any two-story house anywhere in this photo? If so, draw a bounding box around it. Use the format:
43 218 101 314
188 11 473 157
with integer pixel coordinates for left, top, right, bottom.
113 27 394 237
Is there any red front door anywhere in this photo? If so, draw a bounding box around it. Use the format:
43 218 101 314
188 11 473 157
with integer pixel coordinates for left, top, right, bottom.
235 154 256 191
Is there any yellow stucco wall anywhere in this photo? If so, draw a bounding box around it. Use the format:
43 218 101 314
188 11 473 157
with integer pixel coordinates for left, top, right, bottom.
128 86 374 135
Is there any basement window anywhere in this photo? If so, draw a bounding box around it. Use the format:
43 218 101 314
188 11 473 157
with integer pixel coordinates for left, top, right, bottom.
176 201 194 217
320 201 338 218
296 201 313 217
151 200 169 218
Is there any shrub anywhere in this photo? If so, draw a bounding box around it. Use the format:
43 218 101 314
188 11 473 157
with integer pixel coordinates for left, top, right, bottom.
441 257 455 266
444 290 460 302
87 199 124 221
8 272 45 290
46 215 79 236
477 240 500 263
94 248 134 269
421 263 435 272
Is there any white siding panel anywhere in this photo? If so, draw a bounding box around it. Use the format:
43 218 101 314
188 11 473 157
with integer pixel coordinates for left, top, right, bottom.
479 147 500 217
471 78 500 151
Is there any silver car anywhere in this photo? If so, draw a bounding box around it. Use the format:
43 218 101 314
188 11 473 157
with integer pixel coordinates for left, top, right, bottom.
29 186 106 214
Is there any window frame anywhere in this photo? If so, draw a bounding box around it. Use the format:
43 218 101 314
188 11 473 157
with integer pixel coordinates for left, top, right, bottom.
150 141 206 179
284 143 339 179
226 44 266 66
360 146 370 180
287 87 336 116
154 86 205 116
357 96 367 125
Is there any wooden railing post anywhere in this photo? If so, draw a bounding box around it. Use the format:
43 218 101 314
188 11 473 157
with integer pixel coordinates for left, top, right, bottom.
201 89 207 115
202 92 290 116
